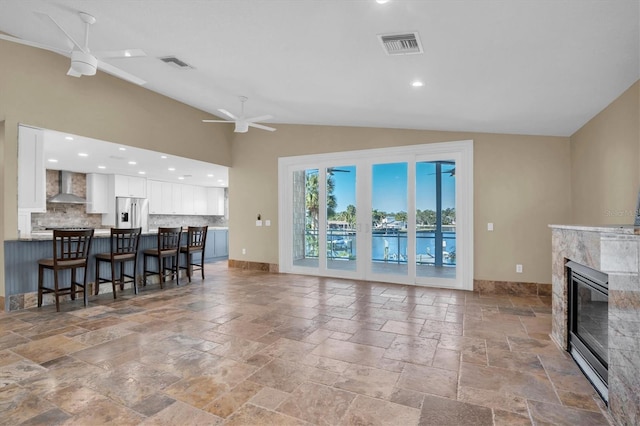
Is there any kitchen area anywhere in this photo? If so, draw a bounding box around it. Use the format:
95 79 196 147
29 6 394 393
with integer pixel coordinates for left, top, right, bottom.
5 124 229 311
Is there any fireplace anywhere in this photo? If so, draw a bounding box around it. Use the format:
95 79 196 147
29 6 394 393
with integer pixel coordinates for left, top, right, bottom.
567 261 608 403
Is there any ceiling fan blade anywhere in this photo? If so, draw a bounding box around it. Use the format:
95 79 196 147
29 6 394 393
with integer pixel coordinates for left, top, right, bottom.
0 33 70 56
66 67 82 77
96 59 146 85
245 115 274 123
202 120 233 123
218 109 237 120
36 12 86 53
93 48 146 59
248 122 276 132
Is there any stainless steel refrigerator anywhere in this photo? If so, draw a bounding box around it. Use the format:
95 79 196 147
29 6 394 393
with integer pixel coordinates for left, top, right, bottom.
115 197 149 232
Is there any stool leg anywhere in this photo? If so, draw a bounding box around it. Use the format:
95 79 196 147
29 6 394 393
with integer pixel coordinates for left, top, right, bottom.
54 270 60 312
38 265 44 307
133 258 139 295
111 261 118 299
95 259 101 295
82 266 88 307
71 269 77 301
200 252 205 280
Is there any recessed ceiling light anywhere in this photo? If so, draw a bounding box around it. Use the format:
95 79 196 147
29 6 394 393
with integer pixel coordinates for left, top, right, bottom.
168 167 176 171
160 155 167 159
119 147 127 151
78 153 88 157
376 0 390 4
411 80 424 87
124 51 132 57
178 176 185 180
207 174 214 178
138 171 146 175
48 158 58 163
217 179 224 183
128 161 137 165
98 165 106 169
65 136 74 140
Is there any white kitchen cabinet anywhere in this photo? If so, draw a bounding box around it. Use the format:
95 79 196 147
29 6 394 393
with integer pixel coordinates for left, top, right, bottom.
17 126 46 212
114 174 146 197
182 185 195 215
193 186 207 215
147 180 163 214
86 173 109 213
206 187 225 216
146 180 223 216
171 183 183 214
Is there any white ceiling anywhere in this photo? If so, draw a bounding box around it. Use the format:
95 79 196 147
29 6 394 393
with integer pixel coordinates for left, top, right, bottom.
41 128 229 187
1 0 638 137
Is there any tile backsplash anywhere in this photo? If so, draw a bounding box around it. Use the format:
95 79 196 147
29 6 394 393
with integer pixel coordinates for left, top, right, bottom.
31 170 228 230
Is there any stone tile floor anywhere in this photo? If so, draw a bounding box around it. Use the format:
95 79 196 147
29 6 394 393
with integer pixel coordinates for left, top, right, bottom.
0 263 612 425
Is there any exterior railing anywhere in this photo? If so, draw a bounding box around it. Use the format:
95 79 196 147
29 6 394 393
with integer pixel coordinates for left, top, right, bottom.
304 227 456 266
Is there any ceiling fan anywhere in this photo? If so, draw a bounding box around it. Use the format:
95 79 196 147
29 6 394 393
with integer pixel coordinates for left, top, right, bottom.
0 11 146 85
202 96 276 133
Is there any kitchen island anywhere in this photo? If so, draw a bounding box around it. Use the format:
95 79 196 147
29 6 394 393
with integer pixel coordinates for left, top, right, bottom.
3 227 228 311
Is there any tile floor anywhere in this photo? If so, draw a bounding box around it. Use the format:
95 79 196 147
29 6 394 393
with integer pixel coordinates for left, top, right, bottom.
0 262 612 425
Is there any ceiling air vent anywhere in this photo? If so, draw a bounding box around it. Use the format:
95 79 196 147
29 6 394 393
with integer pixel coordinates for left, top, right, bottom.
378 32 423 56
159 56 194 69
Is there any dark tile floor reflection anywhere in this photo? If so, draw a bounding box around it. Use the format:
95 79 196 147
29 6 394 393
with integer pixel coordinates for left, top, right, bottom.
0 263 611 425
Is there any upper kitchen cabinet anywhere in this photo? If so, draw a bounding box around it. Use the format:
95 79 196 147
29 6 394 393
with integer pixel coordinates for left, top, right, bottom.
86 173 109 214
18 125 46 212
113 174 146 198
193 186 208 215
207 187 225 215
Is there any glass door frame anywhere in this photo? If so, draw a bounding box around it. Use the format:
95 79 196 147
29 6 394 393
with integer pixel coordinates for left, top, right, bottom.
278 140 474 290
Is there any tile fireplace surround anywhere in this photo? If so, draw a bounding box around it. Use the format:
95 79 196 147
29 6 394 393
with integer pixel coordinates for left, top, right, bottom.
550 224 640 425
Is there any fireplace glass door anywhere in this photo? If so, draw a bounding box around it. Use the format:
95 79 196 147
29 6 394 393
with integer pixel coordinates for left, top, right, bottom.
567 261 609 403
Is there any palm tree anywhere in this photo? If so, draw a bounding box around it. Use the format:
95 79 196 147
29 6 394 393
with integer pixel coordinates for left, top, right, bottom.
305 170 337 230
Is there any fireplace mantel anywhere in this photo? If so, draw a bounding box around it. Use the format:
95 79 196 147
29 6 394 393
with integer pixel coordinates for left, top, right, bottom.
550 224 640 425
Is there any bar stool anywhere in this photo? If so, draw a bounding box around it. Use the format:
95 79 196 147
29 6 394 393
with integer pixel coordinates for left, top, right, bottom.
179 226 208 283
94 227 142 299
38 229 94 312
143 227 182 289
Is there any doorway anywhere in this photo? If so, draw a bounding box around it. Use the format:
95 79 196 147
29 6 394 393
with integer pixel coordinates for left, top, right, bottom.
279 141 473 290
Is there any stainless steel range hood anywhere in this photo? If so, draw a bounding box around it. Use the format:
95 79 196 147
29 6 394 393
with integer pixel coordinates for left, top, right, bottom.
48 171 86 204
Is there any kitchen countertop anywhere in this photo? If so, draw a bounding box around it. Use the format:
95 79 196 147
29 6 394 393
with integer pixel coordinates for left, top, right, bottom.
17 227 228 241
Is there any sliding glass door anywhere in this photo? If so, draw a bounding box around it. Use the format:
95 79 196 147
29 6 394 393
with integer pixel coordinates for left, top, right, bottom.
280 141 473 290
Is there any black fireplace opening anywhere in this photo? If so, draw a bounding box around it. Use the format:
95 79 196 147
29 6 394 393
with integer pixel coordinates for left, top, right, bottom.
567 260 609 404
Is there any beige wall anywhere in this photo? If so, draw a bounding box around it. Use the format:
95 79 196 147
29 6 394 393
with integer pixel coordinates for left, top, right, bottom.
0 40 233 298
230 126 572 284
570 81 640 225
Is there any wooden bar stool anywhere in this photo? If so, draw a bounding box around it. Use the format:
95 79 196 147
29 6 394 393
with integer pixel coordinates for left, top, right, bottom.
38 229 94 312
95 227 142 299
179 226 208 283
143 227 182 289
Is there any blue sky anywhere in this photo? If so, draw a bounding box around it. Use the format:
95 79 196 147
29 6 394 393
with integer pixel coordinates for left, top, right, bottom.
330 162 455 213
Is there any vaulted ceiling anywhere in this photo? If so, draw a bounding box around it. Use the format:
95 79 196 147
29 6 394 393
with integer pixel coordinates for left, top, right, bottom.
1 0 638 137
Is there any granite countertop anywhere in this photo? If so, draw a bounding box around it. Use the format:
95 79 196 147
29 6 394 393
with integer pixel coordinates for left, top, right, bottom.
18 226 228 241
548 224 640 234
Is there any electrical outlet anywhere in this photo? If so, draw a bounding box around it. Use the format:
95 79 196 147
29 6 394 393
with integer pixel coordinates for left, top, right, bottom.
487 222 494 231
242 248 246 255
516 264 523 273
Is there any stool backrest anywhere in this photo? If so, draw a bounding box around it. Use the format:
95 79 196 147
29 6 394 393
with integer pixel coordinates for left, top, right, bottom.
111 227 142 255
186 226 208 249
157 227 182 251
53 229 94 263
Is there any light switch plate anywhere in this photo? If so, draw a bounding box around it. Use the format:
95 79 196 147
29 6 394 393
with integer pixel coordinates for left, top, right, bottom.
487 223 494 231
256 220 263 227
265 220 271 226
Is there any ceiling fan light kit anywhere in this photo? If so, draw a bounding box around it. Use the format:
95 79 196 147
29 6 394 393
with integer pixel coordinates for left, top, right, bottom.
0 11 146 85
202 96 276 133
69 50 97 76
